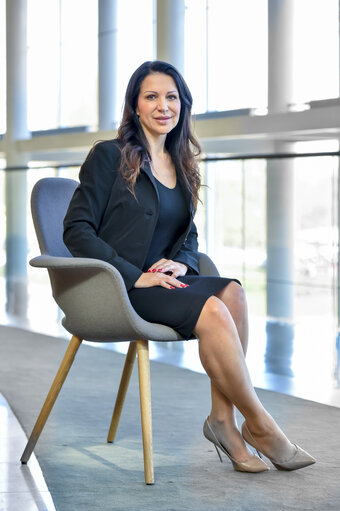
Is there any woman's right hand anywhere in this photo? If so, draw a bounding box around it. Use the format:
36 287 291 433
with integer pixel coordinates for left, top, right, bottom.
134 272 189 290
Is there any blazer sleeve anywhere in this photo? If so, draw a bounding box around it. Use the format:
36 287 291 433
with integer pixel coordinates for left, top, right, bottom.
63 141 143 290
172 220 199 275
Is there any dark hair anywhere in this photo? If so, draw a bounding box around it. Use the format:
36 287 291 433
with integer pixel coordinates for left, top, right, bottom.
117 60 201 209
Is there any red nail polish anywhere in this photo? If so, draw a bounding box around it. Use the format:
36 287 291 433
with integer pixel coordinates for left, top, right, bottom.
152 269 156 272
170 286 175 289
147 270 151 273
157 269 163 272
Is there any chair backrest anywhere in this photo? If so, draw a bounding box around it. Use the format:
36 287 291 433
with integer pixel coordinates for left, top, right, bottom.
31 177 78 257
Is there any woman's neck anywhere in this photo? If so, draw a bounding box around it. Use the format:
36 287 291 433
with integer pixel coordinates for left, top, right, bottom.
144 133 167 161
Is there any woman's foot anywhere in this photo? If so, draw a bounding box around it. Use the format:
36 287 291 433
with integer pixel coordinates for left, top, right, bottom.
242 417 316 470
206 415 258 462
242 415 297 462
203 417 269 472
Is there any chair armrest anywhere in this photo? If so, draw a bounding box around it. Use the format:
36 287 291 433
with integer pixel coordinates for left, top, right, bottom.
30 255 122 273
198 252 220 277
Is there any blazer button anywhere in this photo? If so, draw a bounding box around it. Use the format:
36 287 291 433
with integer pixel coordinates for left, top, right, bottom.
146 209 153 216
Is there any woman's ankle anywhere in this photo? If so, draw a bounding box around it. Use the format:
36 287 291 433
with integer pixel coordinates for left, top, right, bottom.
244 411 276 437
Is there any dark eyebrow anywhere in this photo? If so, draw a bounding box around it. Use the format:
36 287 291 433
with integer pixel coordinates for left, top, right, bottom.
142 90 178 94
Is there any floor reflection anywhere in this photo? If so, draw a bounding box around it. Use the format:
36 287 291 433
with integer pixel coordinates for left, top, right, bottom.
265 320 294 377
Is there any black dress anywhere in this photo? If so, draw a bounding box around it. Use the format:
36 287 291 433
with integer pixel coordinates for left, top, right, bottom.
128 178 240 339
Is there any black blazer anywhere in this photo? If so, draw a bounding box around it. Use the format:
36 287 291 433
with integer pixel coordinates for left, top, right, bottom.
63 139 199 291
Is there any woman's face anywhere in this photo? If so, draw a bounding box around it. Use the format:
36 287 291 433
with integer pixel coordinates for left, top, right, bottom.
136 72 181 140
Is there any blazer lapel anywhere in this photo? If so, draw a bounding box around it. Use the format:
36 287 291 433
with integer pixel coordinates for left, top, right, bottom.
140 159 160 202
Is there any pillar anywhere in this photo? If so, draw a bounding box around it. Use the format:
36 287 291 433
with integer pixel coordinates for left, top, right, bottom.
266 0 294 320
265 0 295 373
98 0 118 130
5 0 30 317
156 0 185 74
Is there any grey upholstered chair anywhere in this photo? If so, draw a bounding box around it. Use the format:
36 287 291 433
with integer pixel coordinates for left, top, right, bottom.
21 177 219 484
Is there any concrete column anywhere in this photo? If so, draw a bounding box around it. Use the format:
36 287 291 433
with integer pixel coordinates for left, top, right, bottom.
266 0 294 320
98 0 118 130
5 0 30 316
156 0 185 74
266 148 294 320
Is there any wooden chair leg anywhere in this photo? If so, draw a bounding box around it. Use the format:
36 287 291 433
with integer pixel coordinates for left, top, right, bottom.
21 335 82 464
136 339 154 485
107 341 137 443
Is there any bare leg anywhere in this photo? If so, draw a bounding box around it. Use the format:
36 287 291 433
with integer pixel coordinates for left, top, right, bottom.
195 294 297 462
208 282 251 460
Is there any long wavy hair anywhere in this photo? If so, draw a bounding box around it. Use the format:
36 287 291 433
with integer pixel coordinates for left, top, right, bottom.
117 60 201 209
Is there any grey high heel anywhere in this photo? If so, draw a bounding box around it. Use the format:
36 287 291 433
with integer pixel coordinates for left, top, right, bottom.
241 422 316 471
203 418 270 473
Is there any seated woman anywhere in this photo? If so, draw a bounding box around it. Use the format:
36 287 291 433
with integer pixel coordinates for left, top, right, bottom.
63 60 315 473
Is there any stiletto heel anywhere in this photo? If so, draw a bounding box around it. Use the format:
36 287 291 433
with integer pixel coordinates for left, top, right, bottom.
241 422 316 471
213 444 223 463
203 418 269 473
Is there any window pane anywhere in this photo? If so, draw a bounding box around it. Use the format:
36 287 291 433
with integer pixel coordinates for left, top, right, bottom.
60 0 98 127
116 0 154 119
0 0 6 134
207 0 267 112
27 0 98 131
205 159 266 315
184 0 208 114
27 0 60 130
292 0 339 103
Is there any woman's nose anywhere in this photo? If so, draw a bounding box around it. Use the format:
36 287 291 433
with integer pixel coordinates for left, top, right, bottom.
157 97 168 112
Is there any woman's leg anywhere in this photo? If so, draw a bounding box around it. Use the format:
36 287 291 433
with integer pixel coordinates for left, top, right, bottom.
195 293 297 462
208 282 251 460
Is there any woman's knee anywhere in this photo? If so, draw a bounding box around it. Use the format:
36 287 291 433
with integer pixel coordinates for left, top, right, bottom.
195 296 231 335
220 281 247 311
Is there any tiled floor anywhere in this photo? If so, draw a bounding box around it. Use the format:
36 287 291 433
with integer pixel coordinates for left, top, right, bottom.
1 302 339 510
0 394 56 511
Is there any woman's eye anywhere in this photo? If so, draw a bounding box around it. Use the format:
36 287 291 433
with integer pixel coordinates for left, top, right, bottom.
146 94 156 100
168 95 178 100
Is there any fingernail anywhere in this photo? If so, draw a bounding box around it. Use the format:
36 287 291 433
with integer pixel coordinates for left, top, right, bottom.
170 286 175 289
180 284 189 288
152 269 156 272
147 270 151 273
157 269 163 272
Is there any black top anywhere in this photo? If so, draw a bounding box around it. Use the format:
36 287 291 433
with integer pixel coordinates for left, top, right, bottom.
143 178 189 271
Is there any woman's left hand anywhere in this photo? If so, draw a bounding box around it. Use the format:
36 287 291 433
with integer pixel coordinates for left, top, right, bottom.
147 259 188 279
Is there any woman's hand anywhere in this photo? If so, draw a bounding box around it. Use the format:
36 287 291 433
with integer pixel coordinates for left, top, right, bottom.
134 259 189 289
147 259 188 278
134 271 189 290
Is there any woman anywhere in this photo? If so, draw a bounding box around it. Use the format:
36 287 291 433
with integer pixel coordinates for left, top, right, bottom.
63 60 315 473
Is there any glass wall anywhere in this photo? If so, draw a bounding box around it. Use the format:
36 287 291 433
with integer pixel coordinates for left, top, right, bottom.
27 0 98 131
116 0 154 119
292 0 339 104
185 0 339 113
1 153 338 384
2 0 338 133
26 0 154 131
